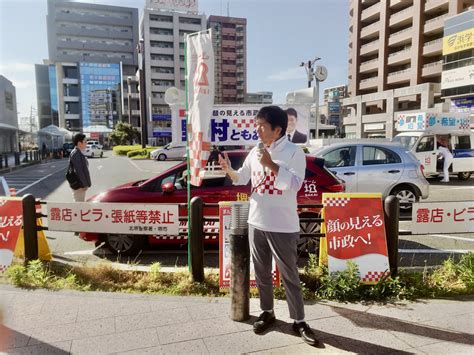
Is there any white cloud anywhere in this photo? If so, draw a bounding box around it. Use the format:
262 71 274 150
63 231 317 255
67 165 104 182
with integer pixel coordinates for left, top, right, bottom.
12 79 35 89
267 67 307 82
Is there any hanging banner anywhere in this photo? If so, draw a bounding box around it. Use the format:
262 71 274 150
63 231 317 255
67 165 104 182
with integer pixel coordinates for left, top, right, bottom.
0 198 23 273
322 193 389 284
174 104 310 146
47 202 179 235
186 30 215 186
218 201 280 289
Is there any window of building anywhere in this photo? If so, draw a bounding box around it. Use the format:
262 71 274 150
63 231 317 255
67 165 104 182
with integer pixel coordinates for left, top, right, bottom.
4 91 13 110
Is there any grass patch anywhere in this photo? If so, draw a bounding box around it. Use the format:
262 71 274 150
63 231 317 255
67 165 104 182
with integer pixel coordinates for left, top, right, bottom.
2 253 473 302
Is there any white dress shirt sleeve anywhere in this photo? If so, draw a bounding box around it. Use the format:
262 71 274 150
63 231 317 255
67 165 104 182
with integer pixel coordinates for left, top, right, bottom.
233 149 253 186
274 146 306 191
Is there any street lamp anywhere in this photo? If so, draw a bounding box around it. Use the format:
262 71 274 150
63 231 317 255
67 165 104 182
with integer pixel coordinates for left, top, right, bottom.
300 57 327 139
126 76 132 126
138 38 148 148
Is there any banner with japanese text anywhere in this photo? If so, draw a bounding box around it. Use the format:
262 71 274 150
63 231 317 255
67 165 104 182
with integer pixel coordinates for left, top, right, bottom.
322 193 389 284
47 202 179 235
0 198 23 273
186 30 214 186
218 201 280 289
412 201 474 234
175 104 310 146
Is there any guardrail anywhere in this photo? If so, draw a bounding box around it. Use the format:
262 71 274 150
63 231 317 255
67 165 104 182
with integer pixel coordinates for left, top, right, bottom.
23 195 399 280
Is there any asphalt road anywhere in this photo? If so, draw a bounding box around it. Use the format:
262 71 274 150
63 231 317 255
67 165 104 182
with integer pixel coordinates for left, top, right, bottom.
2 150 473 269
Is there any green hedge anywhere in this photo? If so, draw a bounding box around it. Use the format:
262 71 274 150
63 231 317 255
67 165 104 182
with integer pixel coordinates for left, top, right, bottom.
112 145 143 156
127 147 157 160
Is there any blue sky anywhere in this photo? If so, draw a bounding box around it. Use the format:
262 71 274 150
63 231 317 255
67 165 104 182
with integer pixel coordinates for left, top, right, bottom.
0 0 349 120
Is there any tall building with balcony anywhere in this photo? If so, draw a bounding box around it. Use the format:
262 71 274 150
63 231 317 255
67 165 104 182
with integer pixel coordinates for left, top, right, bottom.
36 0 139 132
208 16 247 104
141 3 206 144
343 0 471 138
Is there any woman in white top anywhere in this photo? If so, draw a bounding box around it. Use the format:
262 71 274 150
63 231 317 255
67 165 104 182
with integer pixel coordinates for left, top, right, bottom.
437 136 453 183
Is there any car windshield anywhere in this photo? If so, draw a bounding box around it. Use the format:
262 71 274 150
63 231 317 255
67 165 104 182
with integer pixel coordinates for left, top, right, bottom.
392 135 418 150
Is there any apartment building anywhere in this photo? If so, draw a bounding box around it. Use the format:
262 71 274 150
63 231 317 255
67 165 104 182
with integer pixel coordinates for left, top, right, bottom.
245 91 273 104
36 0 139 132
141 4 206 144
343 0 471 138
0 76 19 153
208 15 247 104
441 9 473 118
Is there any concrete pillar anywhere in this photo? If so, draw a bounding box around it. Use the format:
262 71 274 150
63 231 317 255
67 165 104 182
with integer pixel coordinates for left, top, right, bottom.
356 101 365 138
386 95 398 139
420 83 435 109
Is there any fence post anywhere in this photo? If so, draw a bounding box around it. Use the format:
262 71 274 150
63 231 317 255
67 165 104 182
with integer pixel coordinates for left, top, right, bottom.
230 202 250 321
384 195 399 277
4 154 8 168
189 196 204 282
22 194 38 264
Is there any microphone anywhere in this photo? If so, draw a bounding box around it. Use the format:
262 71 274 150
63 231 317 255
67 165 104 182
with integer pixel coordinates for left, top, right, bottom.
257 141 264 153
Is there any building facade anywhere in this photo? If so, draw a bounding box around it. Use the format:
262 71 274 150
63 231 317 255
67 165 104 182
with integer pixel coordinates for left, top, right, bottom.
36 0 139 132
323 85 348 132
141 5 206 144
441 9 473 119
344 0 471 138
208 15 247 104
244 91 273 104
0 76 19 153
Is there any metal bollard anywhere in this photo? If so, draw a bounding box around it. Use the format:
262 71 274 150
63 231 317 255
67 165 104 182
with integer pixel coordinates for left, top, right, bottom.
4 154 8 168
0 155 2 169
30 151 33 161
24 151 28 162
189 196 204 282
230 202 250 321
22 194 39 264
384 195 399 277
14 152 20 166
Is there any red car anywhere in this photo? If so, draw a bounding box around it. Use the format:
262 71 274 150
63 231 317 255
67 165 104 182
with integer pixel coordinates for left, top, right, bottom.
81 150 344 255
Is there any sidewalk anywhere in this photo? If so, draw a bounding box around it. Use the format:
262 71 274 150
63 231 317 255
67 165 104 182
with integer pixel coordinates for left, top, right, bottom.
0 284 472 354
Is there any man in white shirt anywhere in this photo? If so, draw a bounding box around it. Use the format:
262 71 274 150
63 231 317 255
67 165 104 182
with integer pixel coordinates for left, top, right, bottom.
437 136 453 183
219 106 319 346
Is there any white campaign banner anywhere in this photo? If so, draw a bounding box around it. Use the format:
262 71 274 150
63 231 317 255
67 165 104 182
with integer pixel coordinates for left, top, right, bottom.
411 201 474 234
186 30 215 186
47 202 179 235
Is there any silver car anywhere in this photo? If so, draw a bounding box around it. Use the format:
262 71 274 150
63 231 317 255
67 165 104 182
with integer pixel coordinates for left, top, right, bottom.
309 142 429 209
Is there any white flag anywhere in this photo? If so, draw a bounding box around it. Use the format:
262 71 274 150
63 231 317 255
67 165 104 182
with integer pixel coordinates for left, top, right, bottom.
186 31 214 186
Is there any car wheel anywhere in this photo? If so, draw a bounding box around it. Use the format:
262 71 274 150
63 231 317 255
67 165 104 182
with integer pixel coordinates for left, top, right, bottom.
458 172 471 180
297 212 321 255
104 234 146 256
390 185 418 212
158 153 166 161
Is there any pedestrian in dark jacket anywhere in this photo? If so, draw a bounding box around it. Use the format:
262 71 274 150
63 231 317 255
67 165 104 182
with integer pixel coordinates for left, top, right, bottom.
70 133 91 202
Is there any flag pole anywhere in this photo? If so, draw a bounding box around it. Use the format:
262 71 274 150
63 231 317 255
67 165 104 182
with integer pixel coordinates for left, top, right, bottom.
184 34 191 272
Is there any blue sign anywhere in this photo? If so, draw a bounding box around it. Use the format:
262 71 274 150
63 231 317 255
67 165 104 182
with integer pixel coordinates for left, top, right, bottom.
152 114 172 121
153 131 172 137
328 102 340 114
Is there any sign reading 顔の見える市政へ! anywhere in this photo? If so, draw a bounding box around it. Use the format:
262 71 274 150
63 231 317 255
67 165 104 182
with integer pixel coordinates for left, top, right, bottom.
322 193 390 284
0 198 23 272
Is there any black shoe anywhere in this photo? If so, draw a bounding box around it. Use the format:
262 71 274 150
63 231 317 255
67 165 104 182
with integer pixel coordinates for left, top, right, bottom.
293 322 319 346
253 311 276 334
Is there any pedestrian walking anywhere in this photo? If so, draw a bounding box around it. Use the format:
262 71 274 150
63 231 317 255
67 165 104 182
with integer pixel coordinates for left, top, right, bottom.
219 106 319 346
68 133 91 202
437 136 453 183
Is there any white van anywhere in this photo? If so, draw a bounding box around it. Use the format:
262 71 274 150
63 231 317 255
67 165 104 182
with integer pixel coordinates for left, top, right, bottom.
392 111 473 180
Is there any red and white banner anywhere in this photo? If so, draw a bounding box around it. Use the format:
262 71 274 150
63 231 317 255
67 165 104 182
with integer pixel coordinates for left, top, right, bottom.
322 193 390 284
47 202 179 235
412 201 474 234
0 198 23 273
186 30 214 186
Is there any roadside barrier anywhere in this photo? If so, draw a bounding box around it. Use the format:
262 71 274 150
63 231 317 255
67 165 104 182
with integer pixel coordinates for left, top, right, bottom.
21 195 400 281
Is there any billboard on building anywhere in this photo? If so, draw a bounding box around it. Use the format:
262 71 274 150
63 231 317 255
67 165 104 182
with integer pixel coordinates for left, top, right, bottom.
443 28 474 56
79 63 122 129
441 66 474 90
450 96 474 114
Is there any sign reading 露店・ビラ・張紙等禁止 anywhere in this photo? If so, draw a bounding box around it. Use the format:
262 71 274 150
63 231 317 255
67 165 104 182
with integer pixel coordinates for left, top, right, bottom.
322 193 390 285
47 202 179 235
412 201 474 235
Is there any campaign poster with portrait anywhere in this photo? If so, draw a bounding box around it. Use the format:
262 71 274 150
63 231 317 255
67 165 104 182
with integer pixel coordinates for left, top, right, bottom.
322 193 390 284
175 104 310 146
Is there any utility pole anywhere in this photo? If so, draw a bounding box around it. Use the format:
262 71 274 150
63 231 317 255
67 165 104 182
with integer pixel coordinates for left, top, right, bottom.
300 57 327 139
138 38 148 149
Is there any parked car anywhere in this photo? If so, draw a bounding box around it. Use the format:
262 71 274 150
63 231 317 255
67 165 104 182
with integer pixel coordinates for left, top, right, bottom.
309 142 429 211
62 142 74 157
87 140 103 149
84 144 103 158
150 143 186 161
80 150 345 256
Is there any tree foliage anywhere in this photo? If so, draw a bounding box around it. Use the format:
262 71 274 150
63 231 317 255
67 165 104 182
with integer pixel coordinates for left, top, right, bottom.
109 122 140 146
